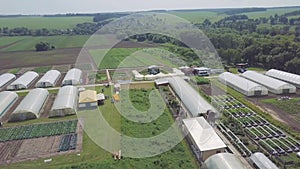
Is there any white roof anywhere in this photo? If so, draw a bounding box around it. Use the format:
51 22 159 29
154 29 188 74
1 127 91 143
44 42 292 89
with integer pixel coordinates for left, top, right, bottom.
250 152 279 169
12 88 49 117
205 153 246 169
51 86 78 110
0 91 18 116
266 69 300 87
168 76 215 116
219 72 267 92
0 73 16 88
9 71 39 88
36 70 61 87
241 71 295 91
62 68 82 84
183 117 226 151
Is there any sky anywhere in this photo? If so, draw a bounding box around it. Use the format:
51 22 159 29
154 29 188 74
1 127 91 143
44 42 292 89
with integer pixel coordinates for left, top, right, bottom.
0 0 300 15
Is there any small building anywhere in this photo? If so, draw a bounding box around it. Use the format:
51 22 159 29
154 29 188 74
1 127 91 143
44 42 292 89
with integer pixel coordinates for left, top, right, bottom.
183 117 227 161
9 88 49 122
7 71 39 90
241 71 296 94
204 153 246 169
266 69 300 88
49 86 78 117
0 73 16 88
219 72 268 96
78 90 98 109
62 68 82 86
0 91 18 118
35 70 61 88
97 93 105 105
250 152 279 169
148 65 160 75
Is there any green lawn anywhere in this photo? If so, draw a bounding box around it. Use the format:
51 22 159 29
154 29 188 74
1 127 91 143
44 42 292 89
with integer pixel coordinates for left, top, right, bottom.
0 16 93 29
0 35 90 51
262 98 300 115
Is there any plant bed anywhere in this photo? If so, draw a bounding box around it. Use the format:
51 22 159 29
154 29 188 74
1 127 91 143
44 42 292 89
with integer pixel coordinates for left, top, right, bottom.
258 140 277 155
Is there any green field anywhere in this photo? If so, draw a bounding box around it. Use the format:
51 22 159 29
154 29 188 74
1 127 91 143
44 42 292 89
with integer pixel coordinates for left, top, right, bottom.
0 16 93 29
242 8 300 19
0 35 90 51
262 98 300 115
169 11 227 23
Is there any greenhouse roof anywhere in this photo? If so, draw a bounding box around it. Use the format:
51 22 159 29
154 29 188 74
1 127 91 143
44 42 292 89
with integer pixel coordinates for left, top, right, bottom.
36 70 61 86
51 86 78 110
0 91 18 116
266 69 300 87
168 76 215 116
204 153 246 169
183 117 226 151
13 88 49 116
10 71 39 88
219 72 267 91
250 152 279 169
63 68 82 83
241 71 295 90
0 73 16 88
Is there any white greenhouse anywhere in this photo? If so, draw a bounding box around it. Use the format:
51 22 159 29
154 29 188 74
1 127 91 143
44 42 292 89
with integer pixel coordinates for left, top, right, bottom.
49 86 78 117
9 88 49 122
250 152 279 169
219 72 268 96
266 69 300 88
168 76 215 117
241 71 296 94
0 73 16 88
204 153 246 169
62 68 82 86
0 91 18 117
35 70 61 88
7 71 39 90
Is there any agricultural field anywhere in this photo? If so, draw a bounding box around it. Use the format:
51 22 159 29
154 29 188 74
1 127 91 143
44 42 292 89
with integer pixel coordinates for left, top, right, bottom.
0 16 93 29
241 8 300 19
262 98 300 116
169 11 227 23
213 95 300 168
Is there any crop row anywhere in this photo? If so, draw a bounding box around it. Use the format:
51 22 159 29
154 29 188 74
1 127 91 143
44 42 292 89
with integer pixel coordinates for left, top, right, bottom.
58 134 77 152
0 120 78 142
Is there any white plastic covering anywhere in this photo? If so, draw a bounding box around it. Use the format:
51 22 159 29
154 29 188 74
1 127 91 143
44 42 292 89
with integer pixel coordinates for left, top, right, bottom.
168 76 215 116
204 153 246 169
7 71 39 90
0 91 18 117
62 68 82 86
49 86 78 117
183 117 226 152
36 70 61 88
241 71 296 94
266 69 300 88
250 152 279 169
0 73 16 88
9 88 49 121
219 72 268 96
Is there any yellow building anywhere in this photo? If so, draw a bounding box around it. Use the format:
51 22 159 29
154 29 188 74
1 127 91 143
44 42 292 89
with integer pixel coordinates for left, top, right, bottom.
78 90 97 109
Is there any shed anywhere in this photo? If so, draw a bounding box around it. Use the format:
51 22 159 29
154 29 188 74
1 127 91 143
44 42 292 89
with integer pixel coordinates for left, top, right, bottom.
250 152 279 169
35 70 61 88
204 153 246 169
78 90 97 109
97 93 105 105
241 71 296 94
0 91 18 118
9 88 49 122
62 68 82 86
0 73 16 88
266 69 300 88
219 72 268 96
168 76 216 117
49 86 78 117
7 71 39 90
183 117 226 161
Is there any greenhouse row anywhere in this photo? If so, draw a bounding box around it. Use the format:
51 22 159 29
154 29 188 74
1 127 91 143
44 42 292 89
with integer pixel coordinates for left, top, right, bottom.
219 72 268 96
241 71 296 94
266 69 300 88
1 68 82 91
